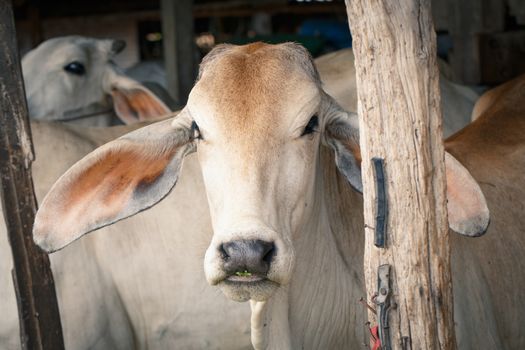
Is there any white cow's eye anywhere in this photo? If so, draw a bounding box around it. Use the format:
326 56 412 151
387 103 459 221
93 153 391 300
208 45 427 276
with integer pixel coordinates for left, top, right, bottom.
191 121 202 140
301 115 319 136
63 61 86 76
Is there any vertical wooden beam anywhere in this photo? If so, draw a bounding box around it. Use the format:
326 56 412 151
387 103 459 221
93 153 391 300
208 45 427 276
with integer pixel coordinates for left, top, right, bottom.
161 0 196 106
345 0 455 349
0 1 64 349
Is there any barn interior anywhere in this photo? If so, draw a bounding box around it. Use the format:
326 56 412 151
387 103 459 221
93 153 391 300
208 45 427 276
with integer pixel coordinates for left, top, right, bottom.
12 0 525 106
2 1 525 349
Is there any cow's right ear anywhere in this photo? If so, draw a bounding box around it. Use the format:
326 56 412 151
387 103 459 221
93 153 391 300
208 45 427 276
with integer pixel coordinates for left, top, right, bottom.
33 110 195 253
323 99 363 193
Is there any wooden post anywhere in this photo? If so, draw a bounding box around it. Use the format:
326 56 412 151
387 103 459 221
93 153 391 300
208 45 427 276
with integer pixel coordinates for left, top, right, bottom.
345 1 455 349
0 1 64 349
161 0 196 106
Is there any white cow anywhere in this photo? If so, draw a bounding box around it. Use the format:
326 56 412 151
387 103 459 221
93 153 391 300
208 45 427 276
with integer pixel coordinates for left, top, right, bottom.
22 36 171 126
32 42 525 350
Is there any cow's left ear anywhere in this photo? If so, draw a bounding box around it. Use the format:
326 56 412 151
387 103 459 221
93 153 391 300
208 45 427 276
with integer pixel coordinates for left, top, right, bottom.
107 73 171 124
33 110 194 252
445 152 489 237
323 98 489 237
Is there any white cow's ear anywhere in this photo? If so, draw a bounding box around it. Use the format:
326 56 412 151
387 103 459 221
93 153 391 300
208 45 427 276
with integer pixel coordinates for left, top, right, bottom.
33 111 195 252
108 74 171 124
324 108 363 193
445 152 489 237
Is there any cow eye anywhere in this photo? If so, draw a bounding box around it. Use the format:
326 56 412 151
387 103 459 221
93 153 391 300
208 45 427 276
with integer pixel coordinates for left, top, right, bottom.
191 121 202 140
63 61 86 76
301 115 319 136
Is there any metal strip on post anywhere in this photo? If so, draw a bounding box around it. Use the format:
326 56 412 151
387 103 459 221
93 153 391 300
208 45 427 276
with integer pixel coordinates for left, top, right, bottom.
0 1 64 349
372 157 387 248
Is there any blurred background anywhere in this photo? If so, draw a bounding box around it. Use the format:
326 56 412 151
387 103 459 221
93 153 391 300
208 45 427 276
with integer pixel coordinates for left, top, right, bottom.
12 0 525 100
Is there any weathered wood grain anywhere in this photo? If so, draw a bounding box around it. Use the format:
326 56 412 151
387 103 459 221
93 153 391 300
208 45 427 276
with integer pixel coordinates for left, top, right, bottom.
345 0 455 349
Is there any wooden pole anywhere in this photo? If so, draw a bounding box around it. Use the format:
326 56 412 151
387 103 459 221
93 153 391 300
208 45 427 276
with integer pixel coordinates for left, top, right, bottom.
0 1 64 349
345 1 455 349
161 0 196 106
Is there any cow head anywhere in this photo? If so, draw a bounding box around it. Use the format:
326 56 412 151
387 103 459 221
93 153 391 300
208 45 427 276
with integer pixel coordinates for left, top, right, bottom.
22 36 170 126
33 43 489 303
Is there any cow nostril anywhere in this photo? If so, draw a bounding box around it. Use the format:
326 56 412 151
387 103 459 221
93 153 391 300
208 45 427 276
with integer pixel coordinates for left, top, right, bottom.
262 243 275 264
219 243 230 260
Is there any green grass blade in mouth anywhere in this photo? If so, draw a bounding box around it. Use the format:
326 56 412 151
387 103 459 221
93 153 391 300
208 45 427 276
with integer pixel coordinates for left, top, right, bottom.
235 270 252 277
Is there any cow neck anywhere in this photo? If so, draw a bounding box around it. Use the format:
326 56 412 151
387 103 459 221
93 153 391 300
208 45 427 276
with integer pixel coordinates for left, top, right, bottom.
250 147 367 349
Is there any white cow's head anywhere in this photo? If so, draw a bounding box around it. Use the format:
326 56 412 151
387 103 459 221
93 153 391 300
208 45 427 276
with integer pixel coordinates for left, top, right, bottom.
33 43 489 302
22 36 170 126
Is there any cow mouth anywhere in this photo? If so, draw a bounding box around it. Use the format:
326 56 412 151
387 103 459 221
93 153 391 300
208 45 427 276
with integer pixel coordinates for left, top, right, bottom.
225 274 266 283
218 274 279 302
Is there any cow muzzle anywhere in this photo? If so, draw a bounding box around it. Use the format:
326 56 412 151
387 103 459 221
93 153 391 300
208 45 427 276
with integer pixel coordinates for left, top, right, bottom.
204 229 295 302
221 239 275 281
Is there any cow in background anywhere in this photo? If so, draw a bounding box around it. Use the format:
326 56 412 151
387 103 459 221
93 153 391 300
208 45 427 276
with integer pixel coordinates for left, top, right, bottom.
22 36 172 126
